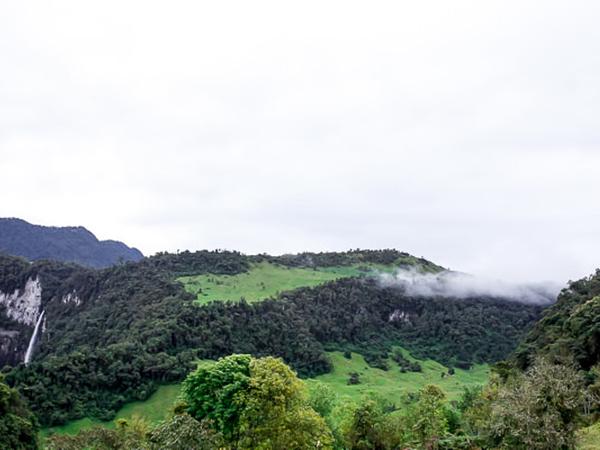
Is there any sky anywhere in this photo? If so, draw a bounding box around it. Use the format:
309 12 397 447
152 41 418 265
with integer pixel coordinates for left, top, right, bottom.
1 1 599 283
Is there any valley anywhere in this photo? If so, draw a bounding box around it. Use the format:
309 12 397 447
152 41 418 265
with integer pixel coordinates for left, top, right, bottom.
0 246 597 449
43 349 490 439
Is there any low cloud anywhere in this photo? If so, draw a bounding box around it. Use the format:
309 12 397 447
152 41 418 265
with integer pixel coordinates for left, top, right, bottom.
378 269 562 304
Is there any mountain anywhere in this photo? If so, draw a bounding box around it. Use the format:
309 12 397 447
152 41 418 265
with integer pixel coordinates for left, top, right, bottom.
0 249 547 426
0 218 143 268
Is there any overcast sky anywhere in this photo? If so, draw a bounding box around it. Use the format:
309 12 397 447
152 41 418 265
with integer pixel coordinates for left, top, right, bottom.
1 1 599 283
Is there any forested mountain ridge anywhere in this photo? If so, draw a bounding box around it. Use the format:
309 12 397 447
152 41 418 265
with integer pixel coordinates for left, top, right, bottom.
0 249 547 428
0 248 433 370
512 269 600 371
0 218 143 268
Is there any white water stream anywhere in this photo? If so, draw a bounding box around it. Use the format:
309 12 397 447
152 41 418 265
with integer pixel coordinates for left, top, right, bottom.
24 310 45 365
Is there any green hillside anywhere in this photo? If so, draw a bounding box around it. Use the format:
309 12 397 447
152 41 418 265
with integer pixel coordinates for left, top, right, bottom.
309 350 489 406
42 384 182 438
513 270 600 371
2 249 544 437
177 249 445 305
178 261 387 304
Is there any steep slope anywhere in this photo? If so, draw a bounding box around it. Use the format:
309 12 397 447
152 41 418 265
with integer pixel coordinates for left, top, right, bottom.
0 254 96 366
0 218 143 268
512 269 600 370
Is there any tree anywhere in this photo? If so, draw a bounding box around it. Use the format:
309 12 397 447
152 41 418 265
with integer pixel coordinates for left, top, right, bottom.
0 374 38 450
148 413 223 450
308 381 336 418
182 354 251 441
182 354 333 449
45 416 149 450
407 384 448 449
479 358 586 449
343 400 388 450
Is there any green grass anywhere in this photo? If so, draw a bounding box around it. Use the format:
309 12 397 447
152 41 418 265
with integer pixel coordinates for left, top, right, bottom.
44 349 487 439
308 350 490 406
178 261 389 305
578 421 600 450
42 384 182 438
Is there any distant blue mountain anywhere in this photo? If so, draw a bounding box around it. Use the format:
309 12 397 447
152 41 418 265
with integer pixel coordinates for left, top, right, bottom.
0 218 143 268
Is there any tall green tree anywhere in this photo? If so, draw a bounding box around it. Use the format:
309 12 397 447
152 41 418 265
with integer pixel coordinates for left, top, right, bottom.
182 354 333 449
236 356 333 449
182 354 251 441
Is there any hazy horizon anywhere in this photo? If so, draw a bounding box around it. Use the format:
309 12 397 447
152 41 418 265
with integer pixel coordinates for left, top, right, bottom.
2 1 600 283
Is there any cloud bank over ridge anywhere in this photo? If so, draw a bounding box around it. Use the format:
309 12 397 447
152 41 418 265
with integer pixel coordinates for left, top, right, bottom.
379 269 562 304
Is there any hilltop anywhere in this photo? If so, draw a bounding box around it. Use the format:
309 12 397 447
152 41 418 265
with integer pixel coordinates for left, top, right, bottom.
0 218 143 268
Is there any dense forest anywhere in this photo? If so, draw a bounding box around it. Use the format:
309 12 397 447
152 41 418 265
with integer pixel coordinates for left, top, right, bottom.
0 218 143 268
0 249 544 428
512 268 600 371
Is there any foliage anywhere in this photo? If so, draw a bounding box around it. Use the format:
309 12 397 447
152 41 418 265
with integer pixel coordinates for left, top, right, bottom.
257 249 444 272
45 413 223 450
348 372 361 385
182 354 251 440
183 354 334 449
3 251 543 426
44 415 149 450
338 385 450 450
342 399 388 450
0 374 38 450
285 278 544 369
41 384 182 438
577 420 600 450
392 348 422 372
513 269 600 371
474 358 587 449
407 384 449 448
308 382 337 418
148 414 224 450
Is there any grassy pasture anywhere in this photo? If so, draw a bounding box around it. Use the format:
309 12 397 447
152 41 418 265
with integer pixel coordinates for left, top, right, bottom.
41 384 182 438
178 261 392 305
308 349 489 406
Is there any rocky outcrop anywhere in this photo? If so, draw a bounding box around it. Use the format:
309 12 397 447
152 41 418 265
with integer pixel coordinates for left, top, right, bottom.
0 277 42 366
0 254 96 367
0 277 42 327
388 309 411 323
61 292 81 306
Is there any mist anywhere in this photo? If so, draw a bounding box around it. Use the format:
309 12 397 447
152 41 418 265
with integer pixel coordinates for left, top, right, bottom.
378 268 562 304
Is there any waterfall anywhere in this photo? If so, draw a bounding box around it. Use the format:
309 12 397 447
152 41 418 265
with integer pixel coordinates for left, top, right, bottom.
24 310 45 365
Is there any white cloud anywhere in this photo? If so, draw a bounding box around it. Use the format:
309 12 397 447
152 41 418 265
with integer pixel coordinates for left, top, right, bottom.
379 269 561 304
1 1 599 283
